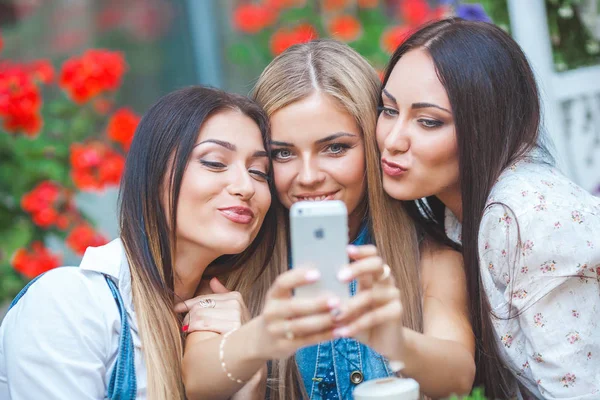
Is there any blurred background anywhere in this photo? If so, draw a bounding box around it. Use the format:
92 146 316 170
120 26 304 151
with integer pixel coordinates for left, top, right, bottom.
0 0 599 311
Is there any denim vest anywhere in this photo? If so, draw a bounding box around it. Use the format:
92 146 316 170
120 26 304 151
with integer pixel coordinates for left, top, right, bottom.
8 267 137 399
295 223 393 400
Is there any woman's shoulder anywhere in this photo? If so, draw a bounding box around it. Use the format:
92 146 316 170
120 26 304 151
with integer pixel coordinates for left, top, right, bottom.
6 266 118 329
486 161 600 220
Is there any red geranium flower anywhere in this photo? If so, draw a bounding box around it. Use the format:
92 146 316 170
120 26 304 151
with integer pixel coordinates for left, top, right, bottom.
0 64 43 136
59 49 127 104
270 24 318 56
358 0 379 8
328 15 362 42
21 181 77 229
381 25 413 54
66 224 108 255
12 242 62 279
70 142 125 191
107 107 140 151
399 0 430 26
27 60 55 84
233 3 277 34
322 0 349 12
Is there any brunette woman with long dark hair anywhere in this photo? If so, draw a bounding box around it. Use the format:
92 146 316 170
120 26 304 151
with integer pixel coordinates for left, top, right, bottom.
376 18 600 399
0 86 340 400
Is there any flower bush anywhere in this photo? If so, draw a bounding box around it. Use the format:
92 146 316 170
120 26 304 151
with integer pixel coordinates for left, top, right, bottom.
0 42 139 302
227 0 494 77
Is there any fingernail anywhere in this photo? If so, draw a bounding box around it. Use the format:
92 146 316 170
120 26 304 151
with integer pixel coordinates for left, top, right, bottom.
347 245 358 255
337 267 352 282
327 297 340 309
305 270 321 282
182 325 189 333
333 327 350 338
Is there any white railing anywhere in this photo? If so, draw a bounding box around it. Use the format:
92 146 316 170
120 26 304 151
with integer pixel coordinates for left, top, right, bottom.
508 0 600 192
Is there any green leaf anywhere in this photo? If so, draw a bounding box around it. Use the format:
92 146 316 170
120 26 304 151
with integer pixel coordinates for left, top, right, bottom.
227 43 253 65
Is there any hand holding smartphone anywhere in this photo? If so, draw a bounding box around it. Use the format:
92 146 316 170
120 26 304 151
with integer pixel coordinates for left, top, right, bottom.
289 200 350 301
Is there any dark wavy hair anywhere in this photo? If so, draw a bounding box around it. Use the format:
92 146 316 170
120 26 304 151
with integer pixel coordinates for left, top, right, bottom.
380 18 547 398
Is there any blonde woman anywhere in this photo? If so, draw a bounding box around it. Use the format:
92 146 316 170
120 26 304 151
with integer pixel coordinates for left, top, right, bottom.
250 39 476 399
0 86 333 400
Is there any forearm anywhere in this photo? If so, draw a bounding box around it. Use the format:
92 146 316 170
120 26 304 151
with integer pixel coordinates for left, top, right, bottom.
183 318 267 400
399 328 475 399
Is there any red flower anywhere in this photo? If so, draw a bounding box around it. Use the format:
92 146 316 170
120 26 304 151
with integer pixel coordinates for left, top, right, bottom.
233 4 277 34
66 224 108 255
0 64 43 136
107 107 140 151
59 49 127 104
264 0 306 9
399 0 431 26
381 25 413 54
322 0 349 12
270 24 318 56
358 0 379 8
27 60 55 84
70 142 125 191
12 242 62 279
21 181 77 229
328 15 362 42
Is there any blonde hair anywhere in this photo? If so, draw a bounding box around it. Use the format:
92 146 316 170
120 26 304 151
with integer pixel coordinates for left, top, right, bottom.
247 39 423 400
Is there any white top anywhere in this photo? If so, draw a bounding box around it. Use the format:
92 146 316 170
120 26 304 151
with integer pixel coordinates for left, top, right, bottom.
0 239 147 399
445 160 600 399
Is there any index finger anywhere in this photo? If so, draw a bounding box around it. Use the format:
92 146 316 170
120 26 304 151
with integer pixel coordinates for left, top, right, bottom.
268 268 321 299
347 244 378 261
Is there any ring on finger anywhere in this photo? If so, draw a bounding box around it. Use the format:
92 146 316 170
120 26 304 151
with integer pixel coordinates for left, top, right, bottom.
197 298 216 308
284 320 295 340
377 264 391 282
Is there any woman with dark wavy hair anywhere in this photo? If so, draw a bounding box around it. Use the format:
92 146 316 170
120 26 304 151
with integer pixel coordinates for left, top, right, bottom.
377 18 600 398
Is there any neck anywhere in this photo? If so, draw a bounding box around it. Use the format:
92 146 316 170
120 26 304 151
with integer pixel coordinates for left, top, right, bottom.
436 185 463 223
173 240 218 302
348 210 363 242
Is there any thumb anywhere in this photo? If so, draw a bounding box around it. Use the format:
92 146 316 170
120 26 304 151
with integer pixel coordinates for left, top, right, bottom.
210 277 231 294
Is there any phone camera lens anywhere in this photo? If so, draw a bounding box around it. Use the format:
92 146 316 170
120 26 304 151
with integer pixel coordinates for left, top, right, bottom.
298 209 303 215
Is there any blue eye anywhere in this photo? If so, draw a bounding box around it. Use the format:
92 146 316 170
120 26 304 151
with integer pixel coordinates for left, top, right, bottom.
378 106 399 117
417 119 443 128
272 148 293 161
326 143 351 155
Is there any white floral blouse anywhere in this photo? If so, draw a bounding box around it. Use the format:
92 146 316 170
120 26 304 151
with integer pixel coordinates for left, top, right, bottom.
445 160 600 399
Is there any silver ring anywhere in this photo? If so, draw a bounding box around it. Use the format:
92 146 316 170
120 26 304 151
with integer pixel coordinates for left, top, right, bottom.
377 264 391 282
197 298 216 308
284 321 295 340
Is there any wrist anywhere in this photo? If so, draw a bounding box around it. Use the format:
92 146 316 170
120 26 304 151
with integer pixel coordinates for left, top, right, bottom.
244 317 271 363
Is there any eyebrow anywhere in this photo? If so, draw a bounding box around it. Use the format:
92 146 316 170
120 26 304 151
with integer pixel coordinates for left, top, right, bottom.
196 139 268 158
382 88 397 103
383 89 451 115
270 140 293 147
315 132 356 144
412 102 452 114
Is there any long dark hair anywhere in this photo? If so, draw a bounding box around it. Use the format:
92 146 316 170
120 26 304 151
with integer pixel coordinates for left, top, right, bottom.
380 18 545 398
118 86 277 399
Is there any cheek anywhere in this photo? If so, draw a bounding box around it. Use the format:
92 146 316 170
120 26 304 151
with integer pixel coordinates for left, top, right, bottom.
375 120 389 151
272 163 295 205
328 150 366 195
416 129 457 168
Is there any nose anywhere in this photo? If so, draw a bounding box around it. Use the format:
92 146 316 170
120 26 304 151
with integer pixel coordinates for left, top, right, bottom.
383 118 410 155
226 165 255 201
297 153 326 187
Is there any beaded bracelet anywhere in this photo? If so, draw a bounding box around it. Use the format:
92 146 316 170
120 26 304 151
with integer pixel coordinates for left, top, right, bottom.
219 328 246 384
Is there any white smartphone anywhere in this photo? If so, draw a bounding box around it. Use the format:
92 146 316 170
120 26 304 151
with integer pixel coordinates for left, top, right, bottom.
289 200 350 300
